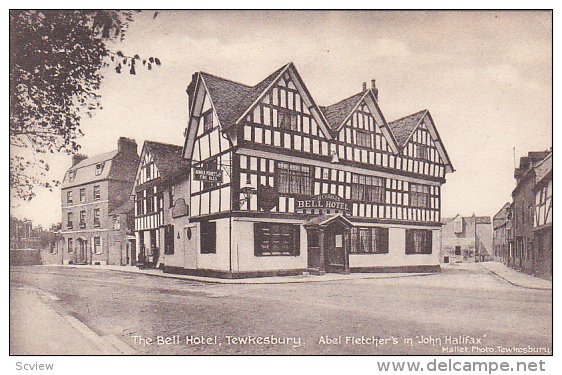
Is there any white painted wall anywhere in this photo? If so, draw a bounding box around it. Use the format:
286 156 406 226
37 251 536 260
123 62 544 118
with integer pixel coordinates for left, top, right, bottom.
231 220 308 272
196 218 231 271
349 227 441 268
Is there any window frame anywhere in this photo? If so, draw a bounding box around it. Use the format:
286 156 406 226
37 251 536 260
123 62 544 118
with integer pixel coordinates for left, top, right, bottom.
95 163 104 176
355 129 372 148
93 185 101 200
350 227 389 254
67 212 73 229
67 238 74 254
67 191 73 204
277 162 312 196
203 109 214 132
405 229 433 255
351 174 385 203
164 224 175 255
254 222 301 256
93 237 102 254
79 210 86 228
93 208 101 228
409 183 430 208
79 188 86 202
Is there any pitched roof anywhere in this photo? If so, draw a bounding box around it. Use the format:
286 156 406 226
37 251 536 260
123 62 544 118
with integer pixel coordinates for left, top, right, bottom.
62 150 119 188
200 63 289 130
72 150 118 169
320 91 367 131
144 141 190 182
388 110 427 146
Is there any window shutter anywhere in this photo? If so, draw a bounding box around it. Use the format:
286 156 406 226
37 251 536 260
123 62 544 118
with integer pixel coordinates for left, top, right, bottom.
254 223 262 256
293 225 300 256
405 230 413 254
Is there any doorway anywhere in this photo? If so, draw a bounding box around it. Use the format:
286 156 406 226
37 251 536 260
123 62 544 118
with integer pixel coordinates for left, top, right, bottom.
76 238 88 264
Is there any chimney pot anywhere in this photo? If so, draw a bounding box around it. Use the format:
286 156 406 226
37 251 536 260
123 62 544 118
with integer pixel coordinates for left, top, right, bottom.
362 82 367 91
371 79 379 101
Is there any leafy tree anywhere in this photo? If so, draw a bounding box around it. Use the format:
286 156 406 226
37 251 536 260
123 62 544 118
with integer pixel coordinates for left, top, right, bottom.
10 10 159 202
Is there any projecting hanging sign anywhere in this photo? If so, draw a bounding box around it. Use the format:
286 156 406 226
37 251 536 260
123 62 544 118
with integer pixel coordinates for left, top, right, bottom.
193 167 223 183
295 194 352 215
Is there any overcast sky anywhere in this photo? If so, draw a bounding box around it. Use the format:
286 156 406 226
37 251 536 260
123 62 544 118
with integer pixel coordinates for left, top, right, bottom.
12 10 552 227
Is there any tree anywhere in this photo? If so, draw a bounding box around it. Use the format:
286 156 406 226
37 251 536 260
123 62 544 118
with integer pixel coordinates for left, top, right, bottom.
10 10 159 202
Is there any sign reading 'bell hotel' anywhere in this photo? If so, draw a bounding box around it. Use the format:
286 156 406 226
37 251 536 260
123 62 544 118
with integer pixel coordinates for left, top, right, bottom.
295 194 352 215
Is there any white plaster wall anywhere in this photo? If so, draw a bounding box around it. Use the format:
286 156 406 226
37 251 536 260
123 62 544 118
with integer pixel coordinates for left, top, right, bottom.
349 227 441 268
231 220 308 272
196 218 231 271
162 215 192 268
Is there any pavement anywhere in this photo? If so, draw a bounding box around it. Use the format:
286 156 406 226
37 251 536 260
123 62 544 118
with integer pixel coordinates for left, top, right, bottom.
10 286 136 355
9 264 552 355
60 264 436 284
479 261 552 290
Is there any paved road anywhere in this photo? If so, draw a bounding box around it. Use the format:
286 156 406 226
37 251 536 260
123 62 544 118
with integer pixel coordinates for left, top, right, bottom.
10 264 552 355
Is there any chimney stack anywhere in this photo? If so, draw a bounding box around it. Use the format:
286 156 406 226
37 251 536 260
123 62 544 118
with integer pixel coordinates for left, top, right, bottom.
117 137 137 156
72 154 88 166
362 82 367 91
186 72 198 114
371 79 379 101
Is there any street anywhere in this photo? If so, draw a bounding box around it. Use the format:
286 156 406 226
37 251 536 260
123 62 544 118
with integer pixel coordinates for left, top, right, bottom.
10 264 552 355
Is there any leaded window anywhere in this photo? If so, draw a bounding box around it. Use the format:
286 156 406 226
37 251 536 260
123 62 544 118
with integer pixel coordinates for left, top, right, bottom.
277 162 312 195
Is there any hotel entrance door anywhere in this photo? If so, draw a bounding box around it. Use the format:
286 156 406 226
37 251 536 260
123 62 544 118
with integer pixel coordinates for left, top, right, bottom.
305 214 352 274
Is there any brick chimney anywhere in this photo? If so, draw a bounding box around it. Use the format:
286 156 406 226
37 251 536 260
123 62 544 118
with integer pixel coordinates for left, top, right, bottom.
117 137 137 155
72 153 88 166
371 79 379 101
362 82 367 91
186 72 199 114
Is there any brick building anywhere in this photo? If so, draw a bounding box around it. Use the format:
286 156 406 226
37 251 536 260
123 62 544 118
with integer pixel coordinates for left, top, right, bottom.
441 214 493 263
510 150 550 274
59 137 139 265
492 202 512 264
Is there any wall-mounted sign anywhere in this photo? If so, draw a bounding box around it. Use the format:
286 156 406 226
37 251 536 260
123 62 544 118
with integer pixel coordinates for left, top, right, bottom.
295 194 351 215
193 167 223 183
172 198 189 218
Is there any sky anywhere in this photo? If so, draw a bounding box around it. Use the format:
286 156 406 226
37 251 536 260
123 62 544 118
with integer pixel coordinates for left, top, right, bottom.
11 10 552 227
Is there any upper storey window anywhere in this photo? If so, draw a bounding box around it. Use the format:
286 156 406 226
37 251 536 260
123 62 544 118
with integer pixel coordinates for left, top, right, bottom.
95 163 104 176
68 170 76 182
203 110 213 132
410 183 430 208
416 144 429 160
277 162 312 195
355 129 372 148
278 111 298 131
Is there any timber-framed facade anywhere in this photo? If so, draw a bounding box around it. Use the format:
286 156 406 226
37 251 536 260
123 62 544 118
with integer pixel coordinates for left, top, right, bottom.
162 62 454 278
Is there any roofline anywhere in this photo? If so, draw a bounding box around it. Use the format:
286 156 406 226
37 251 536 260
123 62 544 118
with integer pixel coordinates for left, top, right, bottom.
332 91 369 132
423 111 455 173
235 62 292 124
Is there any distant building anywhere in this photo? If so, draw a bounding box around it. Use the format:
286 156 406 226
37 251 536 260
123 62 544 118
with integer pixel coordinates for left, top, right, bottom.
492 203 512 264
532 152 552 279
59 137 139 265
441 214 493 263
132 141 190 269
510 150 550 275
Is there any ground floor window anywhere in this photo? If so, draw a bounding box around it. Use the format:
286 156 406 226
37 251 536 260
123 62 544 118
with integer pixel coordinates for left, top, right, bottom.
200 221 216 254
254 223 300 256
93 237 102 254
67 238 74 253
405 229 432 254
350 227 389 254
164 224 175 255
454 246 461 255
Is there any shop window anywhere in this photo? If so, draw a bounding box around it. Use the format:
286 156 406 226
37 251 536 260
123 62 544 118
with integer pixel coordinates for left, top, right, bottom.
405 229 432 254
350 227 389 254
254 223 300 256
277 162 312 195
200 221 216 254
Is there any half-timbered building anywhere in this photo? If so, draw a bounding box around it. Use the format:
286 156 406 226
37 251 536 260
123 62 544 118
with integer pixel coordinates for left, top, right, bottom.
170 62 454 278
132 141 191 268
